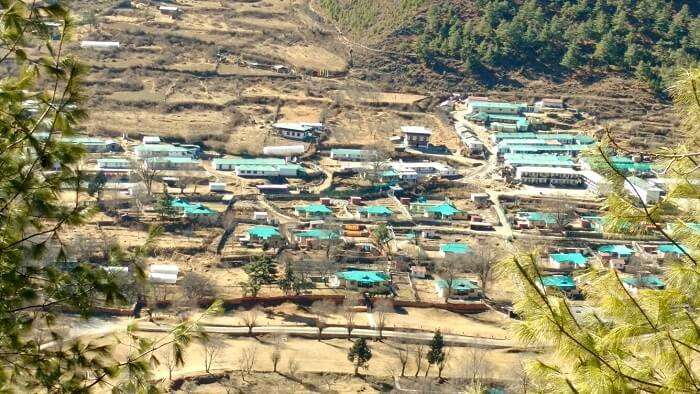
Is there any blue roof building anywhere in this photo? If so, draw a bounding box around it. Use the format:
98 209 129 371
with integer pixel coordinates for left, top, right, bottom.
549 253 587 269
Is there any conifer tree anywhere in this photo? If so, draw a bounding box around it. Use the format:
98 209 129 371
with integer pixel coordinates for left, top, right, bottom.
347 338 372 375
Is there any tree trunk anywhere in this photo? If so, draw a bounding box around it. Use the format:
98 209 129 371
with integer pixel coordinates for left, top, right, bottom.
354 363 359 376
425 365 431 377
317 327 322 341
400 364 406 377
414 366 420 377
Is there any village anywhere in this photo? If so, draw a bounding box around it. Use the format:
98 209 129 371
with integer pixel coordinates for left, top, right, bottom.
23 0 693 391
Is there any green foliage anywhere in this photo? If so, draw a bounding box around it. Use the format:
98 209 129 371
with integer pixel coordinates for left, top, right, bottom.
0 1 216 389
371 224 392 251
87 170 107 198
427 330 445 367
319 0 426 38
242 255 277 297
156 187 177 219
278 264 310 295
347 338 372 375
499 68 700 392
414 0 700 93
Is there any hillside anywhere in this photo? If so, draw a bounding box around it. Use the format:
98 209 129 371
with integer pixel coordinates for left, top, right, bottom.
315 0 700 149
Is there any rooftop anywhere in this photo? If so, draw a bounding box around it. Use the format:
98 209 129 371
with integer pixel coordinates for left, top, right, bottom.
518 211 557 224
134 143 188 152
540 275 576 289
504 153 575 167
336 270 390 284
435 278 480 291
295 229 339 240
359 205 394 216
248 225 281 240
425 203 461 216
623 275 665 289
213 157 287 166
295 204 332 214
440 243 471 254
658 244 689 254
598 244 634 255
550 253 587 266
400 126 432 135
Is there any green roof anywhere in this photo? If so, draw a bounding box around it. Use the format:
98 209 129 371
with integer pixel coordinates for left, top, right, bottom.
425 203 461 216
336 270 390 284
540 275 576 290
295 204 332 214
598 244 634 255
360 205 393 216
658 244 688 254
248 225 281 239
146 157 200 164
504 153 575 167
435 278 480 291
550 253 587 266
98 158 129 164
296 229 339 240
519 211 557 224
171 199 216 216
586 156 654 174
623 275 664 289
470 101 527 111
440 243 470 254
236 164 278 172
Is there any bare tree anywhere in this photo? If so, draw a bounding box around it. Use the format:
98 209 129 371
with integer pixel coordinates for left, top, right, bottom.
180 272 217 303
461 347 491 386
238 344 257 381
267 334 285 373
373 298 393 340
342 294 361 339
287 357 300 380
394 340 410 377
543 199 575 233
310 299 336 341
318 372 336 391
437 347 451 381
162 348 178 380
412 343 426 377
133 162 160 196
239 306 261 335
464 239 503 294
202 337 224 373
220 373 237 394
362 141 393 184
438 256 463 302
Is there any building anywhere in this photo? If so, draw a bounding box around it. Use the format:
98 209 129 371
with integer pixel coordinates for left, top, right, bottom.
439 243 470 258
409 201 461 220
388 161 458 179
503 154 575 169
246 225 283 244
263 145 305 156
581 170 613 196
534 98 564 112
462 136 485 157
148 264 178 284
493 132 594 145
538 275 579 298
549 253 587 270
36 133 121 153
212 157 302 178
158 5 181 15
80 41 120 50
515 212 557 229
294 229 340 248
294 203 333 219
330 149 377 161
330 271 391 292
145 157 201 170
657 244 689 259
622 275 665 295
209 182 226 192
598 244 635 261
515 166 584 187
410 265 427 278
434 279 482 300
624 176 662 205
583 156 654 176
359 205 394 219
466 100 527 116
142 136 161 144
134 143 190 159
97 158 131 169
170 198 217 222
273 122 323 141
400 126 432 148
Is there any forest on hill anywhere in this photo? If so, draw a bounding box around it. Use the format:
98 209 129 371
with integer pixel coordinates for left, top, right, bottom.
320 0 700 94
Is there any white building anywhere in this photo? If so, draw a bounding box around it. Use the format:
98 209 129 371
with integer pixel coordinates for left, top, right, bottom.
263 145 305 156
390 161 458 178
581 170 613 196
534 98 565 112
142 136 161 145
134 143 190 159
273 122 323 141
515 166 584 187
400 126 432 148
624 176 662 205
148 264 178 284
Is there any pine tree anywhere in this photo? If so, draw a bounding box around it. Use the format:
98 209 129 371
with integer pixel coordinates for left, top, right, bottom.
279 264 295 295
498 68 700 392
561 41 585 69
347 338 372 375
87 170 107 201
425 330 445 377
156 187 177 219
0 1 220 390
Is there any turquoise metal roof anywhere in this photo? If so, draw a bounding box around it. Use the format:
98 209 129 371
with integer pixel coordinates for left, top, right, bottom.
598 245 634 255
296 229 339 239
658 244 688 254
135 144 187 152
425 203 460 216
336 270 390 284
146 157 200 164
295 204 332 214
470 101 527 110
248 225 281 239
519 211 557 224
360 205 393 215
550 253 587 266
171 199 216 216
504 153 575 167
98 158 129 163
623 275 664 289
213 157 286 166
541 275 576 289
435 278 480 290
440 243 470 254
